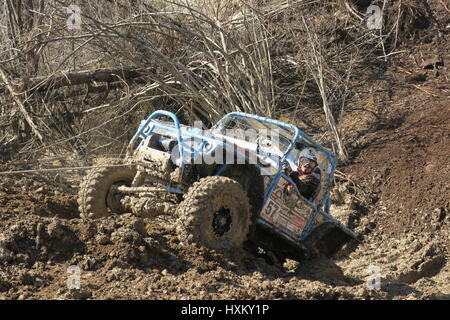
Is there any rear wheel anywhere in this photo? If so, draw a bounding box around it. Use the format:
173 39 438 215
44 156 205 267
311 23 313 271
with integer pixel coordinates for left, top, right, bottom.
176 176 251 250
78 159 137 218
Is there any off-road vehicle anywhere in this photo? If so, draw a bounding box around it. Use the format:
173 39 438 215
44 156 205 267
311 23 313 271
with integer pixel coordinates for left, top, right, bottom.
78 110 358 262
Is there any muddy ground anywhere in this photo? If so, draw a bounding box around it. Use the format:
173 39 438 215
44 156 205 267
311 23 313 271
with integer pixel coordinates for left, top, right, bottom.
0 1 449 300
0 163 448 300
0 85 448 300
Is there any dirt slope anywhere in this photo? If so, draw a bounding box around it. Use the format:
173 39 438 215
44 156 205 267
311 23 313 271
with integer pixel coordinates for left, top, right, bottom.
1 0 449 300
0 163 448 300
0 64 449 301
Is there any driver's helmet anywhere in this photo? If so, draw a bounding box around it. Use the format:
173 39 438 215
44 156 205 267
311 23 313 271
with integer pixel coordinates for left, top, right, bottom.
297 147 318 169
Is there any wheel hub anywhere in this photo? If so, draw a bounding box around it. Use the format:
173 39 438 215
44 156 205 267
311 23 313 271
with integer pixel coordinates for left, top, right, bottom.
106 181 129 212
212 206 232 236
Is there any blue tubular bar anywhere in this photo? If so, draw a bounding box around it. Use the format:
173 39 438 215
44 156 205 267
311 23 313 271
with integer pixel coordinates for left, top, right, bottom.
164 186 184 194
325 154 336 215
129 110 184 166
129 110 337 224
214 164 228 176
221 112 301 162
219 112 334 159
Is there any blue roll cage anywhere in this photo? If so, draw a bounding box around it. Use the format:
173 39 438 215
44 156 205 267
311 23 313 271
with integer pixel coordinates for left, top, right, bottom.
129 110 355 242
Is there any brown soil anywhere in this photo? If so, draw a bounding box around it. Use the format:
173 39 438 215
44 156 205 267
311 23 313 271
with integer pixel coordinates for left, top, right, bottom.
0 105 449 300
1 0 449 301
342 95 449 237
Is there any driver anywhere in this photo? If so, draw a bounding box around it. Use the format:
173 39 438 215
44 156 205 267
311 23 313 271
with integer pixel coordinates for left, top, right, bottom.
282 147 320 200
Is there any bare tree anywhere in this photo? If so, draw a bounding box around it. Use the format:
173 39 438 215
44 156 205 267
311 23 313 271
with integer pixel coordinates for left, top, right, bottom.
1 0 407 161
298 16 349 163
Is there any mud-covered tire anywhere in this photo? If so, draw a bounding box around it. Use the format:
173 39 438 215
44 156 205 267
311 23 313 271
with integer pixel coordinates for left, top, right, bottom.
78 159 137 219
222 165 264 225
176 176 251 250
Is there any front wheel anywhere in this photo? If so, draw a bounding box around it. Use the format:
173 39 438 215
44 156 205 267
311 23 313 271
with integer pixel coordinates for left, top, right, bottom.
176 176 251 250
78 159 137 219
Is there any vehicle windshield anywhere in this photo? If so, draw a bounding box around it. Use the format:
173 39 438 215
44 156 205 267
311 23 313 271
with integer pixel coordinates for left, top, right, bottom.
212 115 297 155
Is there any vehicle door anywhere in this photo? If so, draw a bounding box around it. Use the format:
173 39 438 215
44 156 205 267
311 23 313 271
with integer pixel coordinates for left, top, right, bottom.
260 174 316 239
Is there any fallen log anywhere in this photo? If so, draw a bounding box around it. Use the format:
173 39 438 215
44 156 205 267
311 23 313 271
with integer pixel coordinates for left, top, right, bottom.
24 66 153 92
